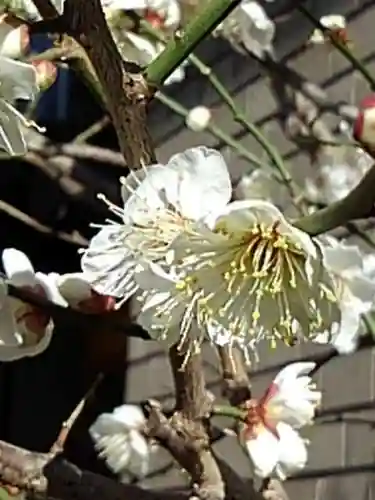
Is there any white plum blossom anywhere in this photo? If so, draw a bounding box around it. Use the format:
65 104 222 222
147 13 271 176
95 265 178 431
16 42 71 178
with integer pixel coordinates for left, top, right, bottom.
309 14 347 45
81 147 232 309
305 157 371 204
234 169 289 210
215 1 275 58
242 362 320 479
134 195 340 351
104 0 184 86
313 237 375 354
90 404 150 482
185 106 211 132
0 248 64 360
118 31 186 86
102 0 180 28
0 54 39 155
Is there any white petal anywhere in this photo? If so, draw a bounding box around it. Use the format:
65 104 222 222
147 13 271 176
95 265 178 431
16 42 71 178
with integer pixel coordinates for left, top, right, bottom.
244 426 279 478
0 98 27 156
35 272 67 306
0 56 37 101
322 241 363 275
275 423 308 479
273 362 316 387
112 404 145 429
330 296 362 354
165 147 232 220
2 248 36 286
81 226 138 299
0 293 20 349
57 273 92 303
126 429 150 478
122 164 179 220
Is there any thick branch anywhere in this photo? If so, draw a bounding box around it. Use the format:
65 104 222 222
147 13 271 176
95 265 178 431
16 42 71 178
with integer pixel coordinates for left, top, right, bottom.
60 0 155 167
163 346 225 500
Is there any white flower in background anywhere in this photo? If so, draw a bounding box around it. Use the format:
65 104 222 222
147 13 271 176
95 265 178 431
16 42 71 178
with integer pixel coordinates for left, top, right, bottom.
304 159 370 204
56 272 116 313
215 1 275 58
90 404 150 482
0 248 64 361
102 0 180 28
0 55 38 155
8 0 65 20
120 31 186 86
234 169 289 209
0 13 29 59
309 14 347 45
242 362 320 479
185 106 211 132
82 147 232 311
136 198 340 350
313 237 375 354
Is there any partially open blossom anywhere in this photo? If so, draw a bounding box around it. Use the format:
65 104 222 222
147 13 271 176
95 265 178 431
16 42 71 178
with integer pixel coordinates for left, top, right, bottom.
185 106 211 132
31 60 58 91
90 404 150 482
242 362 319 479
0 248 63 360
309 15 348 45
313 237 375 354
81 147 232 318
215 1 275 58
353 95 375 154
135 197 340 350
0 13 30 59
56 272 116 313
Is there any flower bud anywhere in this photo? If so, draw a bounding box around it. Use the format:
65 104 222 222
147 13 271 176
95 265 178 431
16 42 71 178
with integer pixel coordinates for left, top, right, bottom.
353 95 375 153
32 60 58 91
185 106 211 132
0 13 30 58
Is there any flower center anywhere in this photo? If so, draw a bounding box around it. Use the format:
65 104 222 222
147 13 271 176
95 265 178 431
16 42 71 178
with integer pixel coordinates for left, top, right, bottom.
172 220 337 347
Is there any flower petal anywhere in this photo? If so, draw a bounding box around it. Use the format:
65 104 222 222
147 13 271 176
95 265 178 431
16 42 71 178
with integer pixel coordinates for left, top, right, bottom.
2 248 36 286
165 146 232 220
275 423 308 480
56 273 92 304
81 226 138 299
244 426 279 478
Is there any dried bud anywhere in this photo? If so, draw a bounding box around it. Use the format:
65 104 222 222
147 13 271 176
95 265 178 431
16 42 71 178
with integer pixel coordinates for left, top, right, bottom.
353 95 375 153
0 13 30 58
185 106 211 132
32 60 58 91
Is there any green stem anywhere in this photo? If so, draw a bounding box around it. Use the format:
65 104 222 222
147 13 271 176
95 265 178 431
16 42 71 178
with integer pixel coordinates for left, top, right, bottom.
156 92 264 168
295 162 375 235
144 0 242 86
299 4 375 90
211 404 246 419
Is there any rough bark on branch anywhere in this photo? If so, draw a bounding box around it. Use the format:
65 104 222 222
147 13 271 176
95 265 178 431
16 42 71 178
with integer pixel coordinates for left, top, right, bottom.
63 0 156 167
